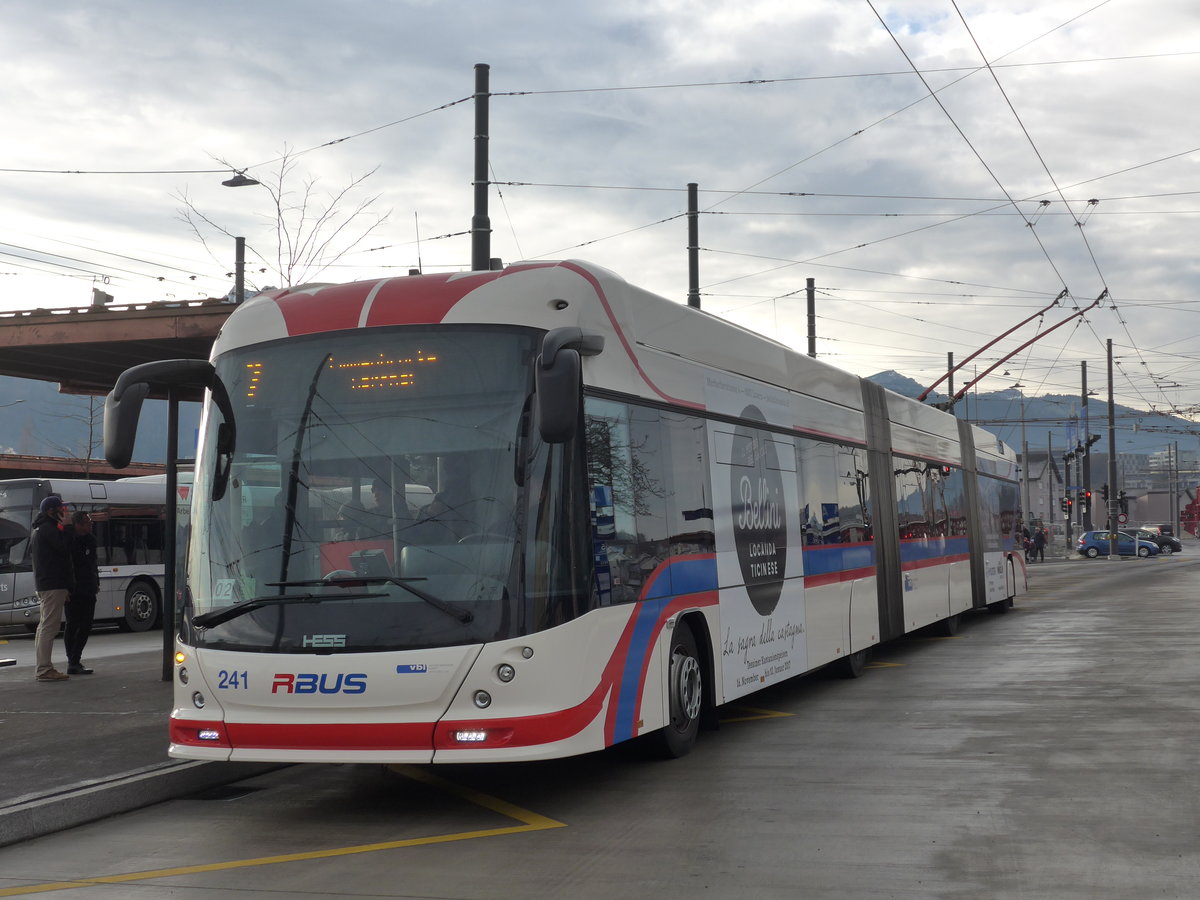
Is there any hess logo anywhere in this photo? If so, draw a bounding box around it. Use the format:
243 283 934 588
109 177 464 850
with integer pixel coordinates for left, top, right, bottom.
271 673 367 694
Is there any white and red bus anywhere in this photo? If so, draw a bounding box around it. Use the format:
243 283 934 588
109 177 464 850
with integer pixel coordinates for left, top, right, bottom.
0 476 171 632
104 260 1025 763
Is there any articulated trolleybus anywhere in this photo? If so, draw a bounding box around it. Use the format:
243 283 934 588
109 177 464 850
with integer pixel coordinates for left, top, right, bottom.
104 260 1025 764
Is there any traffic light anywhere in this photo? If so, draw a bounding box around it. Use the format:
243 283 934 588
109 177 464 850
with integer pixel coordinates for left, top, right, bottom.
1119 490 1128 515
1101 483 1109 503
1060 497 1068 513
1080 490 1091 514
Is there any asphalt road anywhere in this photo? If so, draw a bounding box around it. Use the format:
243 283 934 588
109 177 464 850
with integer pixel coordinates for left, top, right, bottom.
1 555 1197 899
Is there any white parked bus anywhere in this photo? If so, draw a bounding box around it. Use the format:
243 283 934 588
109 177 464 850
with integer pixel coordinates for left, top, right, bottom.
0 477 171 632
104 260 1026 764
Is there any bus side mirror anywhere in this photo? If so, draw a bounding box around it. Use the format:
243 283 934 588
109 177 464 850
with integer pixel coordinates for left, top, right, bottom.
104 381 151 470
536 327 604 444
104 359 237 500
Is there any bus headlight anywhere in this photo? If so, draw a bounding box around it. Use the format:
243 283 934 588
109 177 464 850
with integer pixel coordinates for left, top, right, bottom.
473 690 491 709
178 667 189 685
192 691 206 709
496 664 515 683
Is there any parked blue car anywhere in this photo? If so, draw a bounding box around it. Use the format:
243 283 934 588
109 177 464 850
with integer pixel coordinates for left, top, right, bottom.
1076 530 1159 558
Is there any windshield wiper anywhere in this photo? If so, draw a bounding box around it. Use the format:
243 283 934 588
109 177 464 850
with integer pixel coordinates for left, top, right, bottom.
193 590 386 629
279 576 474 624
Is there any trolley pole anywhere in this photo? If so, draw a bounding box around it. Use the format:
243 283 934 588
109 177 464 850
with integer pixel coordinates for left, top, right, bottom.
234 237 246 305
470 63 491 272
806 278 816 357
687 183 700 309
162 389 178 681
1107 338 1119 559
1082 361 1093 529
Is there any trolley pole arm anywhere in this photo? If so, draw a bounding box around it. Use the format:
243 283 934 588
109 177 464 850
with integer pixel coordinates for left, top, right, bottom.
917 289 1066 402
952 293 1104 402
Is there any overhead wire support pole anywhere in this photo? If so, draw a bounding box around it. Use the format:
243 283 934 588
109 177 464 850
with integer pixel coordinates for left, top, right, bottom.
806 278 816 357
687 183 700 309
951 292 1106 403
1107 337 1119 559
471 63 492 272
917 289 1066 402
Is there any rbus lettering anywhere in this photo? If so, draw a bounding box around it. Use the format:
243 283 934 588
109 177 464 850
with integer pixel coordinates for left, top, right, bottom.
271 673 367 694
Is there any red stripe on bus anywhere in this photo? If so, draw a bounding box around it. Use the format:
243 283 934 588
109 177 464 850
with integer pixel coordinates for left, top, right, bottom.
901 553 970 571
560 261 704 410
803 567 875 587
224 720 436 751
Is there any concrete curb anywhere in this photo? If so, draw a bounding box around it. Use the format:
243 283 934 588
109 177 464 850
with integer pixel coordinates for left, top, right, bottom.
0 761 285 848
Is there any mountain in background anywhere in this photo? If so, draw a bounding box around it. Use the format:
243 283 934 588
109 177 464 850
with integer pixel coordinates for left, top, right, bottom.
0 375 200 463
867 369 1193 456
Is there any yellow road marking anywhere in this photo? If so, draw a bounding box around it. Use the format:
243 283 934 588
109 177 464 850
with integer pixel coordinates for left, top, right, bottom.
720 705 795 723
866 661 903 668
0 766 565 897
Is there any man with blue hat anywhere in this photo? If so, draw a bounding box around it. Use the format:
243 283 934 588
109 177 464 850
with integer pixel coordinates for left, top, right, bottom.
32 494 74 682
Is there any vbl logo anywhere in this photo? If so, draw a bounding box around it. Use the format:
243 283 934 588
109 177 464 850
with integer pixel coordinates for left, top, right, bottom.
272 673 367 694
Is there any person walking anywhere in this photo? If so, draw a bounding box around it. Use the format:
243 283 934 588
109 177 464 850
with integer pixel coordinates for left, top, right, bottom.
31 494 75 682
64 510 99 675
1033 526 1047 563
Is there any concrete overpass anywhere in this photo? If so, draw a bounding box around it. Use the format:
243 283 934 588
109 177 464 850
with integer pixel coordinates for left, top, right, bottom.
0 454 166 481
0 297 234 401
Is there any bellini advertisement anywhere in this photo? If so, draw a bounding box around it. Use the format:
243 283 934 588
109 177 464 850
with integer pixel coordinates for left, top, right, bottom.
705 373 807 701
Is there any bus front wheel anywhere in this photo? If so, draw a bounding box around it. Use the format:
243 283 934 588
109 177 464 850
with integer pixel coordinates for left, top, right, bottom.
118 580 160 633
651 622 703 759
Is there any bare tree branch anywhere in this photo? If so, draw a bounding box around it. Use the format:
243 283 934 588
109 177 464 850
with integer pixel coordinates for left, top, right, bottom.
175 147 390 292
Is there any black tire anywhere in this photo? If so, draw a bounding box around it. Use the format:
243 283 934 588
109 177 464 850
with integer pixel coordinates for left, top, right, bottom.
1138 546 1151 558
832 647 870 678
117 580 160 633
937 613 961 637
1159 545 1173 556
989 597 1014 614
649 622 703 759
1085 546 1100 558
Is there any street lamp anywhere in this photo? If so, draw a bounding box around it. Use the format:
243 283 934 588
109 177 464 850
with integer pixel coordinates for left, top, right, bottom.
222 171 260 188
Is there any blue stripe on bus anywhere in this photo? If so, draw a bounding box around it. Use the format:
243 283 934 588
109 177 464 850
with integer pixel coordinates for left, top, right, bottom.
898 535 970 564
613 556 719 742
801 542 877 576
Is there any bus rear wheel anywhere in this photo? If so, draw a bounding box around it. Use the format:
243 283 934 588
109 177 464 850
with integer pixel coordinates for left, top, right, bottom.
650 622 703 759
118 580 160 633
937 613 961 637
832 647 870 678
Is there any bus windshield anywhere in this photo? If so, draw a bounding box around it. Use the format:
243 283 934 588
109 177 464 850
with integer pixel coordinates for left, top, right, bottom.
187 325 592 653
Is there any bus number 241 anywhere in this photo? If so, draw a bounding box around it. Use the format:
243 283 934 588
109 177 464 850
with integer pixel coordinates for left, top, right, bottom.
218 670 249 689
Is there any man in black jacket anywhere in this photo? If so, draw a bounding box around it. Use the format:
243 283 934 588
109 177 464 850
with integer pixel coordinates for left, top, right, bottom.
65 510 99 675
32 494 74 682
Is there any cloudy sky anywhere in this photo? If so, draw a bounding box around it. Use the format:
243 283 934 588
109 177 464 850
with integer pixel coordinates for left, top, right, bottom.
2 0 1198 422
